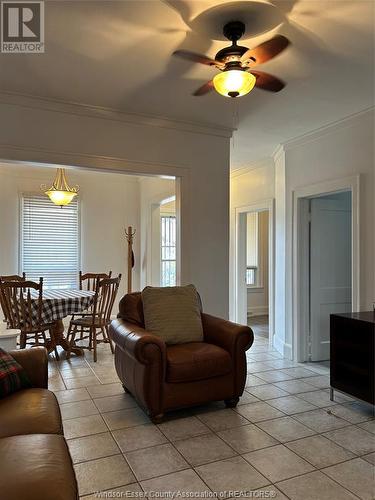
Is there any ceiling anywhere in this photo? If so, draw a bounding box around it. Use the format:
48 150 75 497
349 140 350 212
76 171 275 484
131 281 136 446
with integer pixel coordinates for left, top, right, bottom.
0 0 374 170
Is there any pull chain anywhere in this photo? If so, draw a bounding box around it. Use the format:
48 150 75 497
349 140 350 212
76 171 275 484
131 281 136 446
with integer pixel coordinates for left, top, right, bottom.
231 98 239 150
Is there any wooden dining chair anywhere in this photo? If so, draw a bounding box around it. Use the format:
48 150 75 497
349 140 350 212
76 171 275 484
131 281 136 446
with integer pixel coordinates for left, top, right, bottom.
71 272 113 343
0 273 26 282
67 274 121 362
0 273 26 325
0 277 58 357
71 271 112 321
79 271 112 292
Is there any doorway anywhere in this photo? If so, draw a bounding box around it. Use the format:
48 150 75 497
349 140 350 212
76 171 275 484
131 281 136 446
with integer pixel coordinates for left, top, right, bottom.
298 191 352 362
246 210 270 339
160 196 177 286
141 188 178 290
234 200 274 346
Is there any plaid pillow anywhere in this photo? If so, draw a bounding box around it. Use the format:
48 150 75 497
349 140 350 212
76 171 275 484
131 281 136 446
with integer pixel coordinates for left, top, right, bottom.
0 348 32 398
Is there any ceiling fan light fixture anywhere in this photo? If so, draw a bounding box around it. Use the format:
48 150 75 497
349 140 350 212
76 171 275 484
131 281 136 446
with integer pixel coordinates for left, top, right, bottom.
213 69 256 98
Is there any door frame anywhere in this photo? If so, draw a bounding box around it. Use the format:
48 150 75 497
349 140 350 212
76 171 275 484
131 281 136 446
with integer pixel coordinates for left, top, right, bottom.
143 195 177 288
234 199 275 348
0 149 188 298
293 175 360 362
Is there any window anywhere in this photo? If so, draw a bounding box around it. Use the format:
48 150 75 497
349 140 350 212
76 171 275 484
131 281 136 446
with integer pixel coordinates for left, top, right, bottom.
21 194 80 289
246 212 260 287
246 266 257 286
161 215 176 286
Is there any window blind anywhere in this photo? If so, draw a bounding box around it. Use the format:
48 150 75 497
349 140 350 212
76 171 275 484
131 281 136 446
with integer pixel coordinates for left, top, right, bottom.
21 194 80 289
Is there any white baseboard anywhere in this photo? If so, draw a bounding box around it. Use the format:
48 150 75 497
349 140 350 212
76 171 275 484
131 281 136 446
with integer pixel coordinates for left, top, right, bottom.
283 342 293 360
273 334 293 360
272 334 284 355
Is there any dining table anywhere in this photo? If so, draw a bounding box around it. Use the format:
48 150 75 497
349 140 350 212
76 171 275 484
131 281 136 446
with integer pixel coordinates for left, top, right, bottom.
29 288 95 356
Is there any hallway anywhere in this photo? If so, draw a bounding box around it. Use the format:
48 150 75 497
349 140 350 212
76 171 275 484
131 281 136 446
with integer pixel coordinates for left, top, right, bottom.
248 315 269 339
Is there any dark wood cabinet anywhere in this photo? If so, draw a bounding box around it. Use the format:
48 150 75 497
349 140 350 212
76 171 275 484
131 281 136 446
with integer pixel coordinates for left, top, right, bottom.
330 312 375 404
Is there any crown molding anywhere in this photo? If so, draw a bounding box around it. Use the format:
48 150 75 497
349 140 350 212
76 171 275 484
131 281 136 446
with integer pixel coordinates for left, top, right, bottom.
272 143 285 163
230 157 273 178
269 106 374 162
0 90 234 139
281 106 374 151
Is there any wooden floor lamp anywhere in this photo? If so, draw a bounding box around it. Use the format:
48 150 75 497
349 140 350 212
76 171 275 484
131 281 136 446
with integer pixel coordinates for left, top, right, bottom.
125 226 136 293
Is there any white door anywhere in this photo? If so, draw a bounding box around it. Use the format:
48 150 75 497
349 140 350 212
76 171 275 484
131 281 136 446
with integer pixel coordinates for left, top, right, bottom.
310 195 352 361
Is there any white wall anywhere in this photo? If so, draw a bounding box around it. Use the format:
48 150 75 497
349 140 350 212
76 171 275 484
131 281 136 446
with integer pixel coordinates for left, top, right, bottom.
230 159 275 320
230 161 275 206
230 109 374 359
281 109 375 358
0 96 231 317
0 165 141 308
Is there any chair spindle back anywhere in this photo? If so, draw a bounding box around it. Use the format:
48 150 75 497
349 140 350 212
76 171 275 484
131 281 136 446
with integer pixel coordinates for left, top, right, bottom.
0 273 26 324
92 275 122 324
0 278 43 332
79 272 112 292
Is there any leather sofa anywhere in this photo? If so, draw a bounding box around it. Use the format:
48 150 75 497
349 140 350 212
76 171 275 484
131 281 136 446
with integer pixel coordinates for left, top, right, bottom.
109 292 253 422
0 347 78 500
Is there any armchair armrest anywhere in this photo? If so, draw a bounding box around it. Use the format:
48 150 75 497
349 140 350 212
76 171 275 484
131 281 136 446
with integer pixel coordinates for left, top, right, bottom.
109 319 166 366
9 347 48 389
202 313 253 356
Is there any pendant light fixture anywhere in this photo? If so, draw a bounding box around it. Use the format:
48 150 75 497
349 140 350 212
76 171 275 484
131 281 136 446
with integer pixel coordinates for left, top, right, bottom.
42 168 79 207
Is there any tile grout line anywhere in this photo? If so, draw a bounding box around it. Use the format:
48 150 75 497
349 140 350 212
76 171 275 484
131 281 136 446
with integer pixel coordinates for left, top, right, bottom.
152 426 216 494
51 340 373 498
274 468 364 500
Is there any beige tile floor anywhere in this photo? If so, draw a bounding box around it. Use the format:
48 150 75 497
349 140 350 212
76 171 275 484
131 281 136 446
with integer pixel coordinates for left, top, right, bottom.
49 330 375 499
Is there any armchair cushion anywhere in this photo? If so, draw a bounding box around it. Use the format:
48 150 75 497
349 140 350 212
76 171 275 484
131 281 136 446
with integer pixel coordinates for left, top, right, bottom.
0 388 62 438
142 285 204 345
0 434 78 500
166 342 232 383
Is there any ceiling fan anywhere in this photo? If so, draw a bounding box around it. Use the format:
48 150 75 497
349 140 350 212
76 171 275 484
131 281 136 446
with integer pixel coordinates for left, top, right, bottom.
173 21 290 98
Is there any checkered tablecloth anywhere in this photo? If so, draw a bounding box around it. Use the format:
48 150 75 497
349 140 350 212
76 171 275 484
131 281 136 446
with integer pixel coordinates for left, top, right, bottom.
29 289 95 324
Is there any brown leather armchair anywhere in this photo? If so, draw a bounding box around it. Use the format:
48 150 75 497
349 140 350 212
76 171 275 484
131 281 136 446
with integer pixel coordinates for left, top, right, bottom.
109 292 253 422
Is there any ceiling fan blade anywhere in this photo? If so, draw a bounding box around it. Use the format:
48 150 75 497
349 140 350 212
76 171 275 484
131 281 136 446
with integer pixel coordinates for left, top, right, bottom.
241 35 290 66
193 80 214 96
251 71 286 92
173 50 224 68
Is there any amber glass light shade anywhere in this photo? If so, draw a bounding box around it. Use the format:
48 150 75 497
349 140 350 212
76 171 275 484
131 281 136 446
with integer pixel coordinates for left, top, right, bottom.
43 168 79 207
213 70 256 98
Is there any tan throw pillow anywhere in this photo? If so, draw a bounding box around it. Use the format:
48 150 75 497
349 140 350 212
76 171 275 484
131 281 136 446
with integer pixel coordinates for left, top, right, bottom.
141 284 204 345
